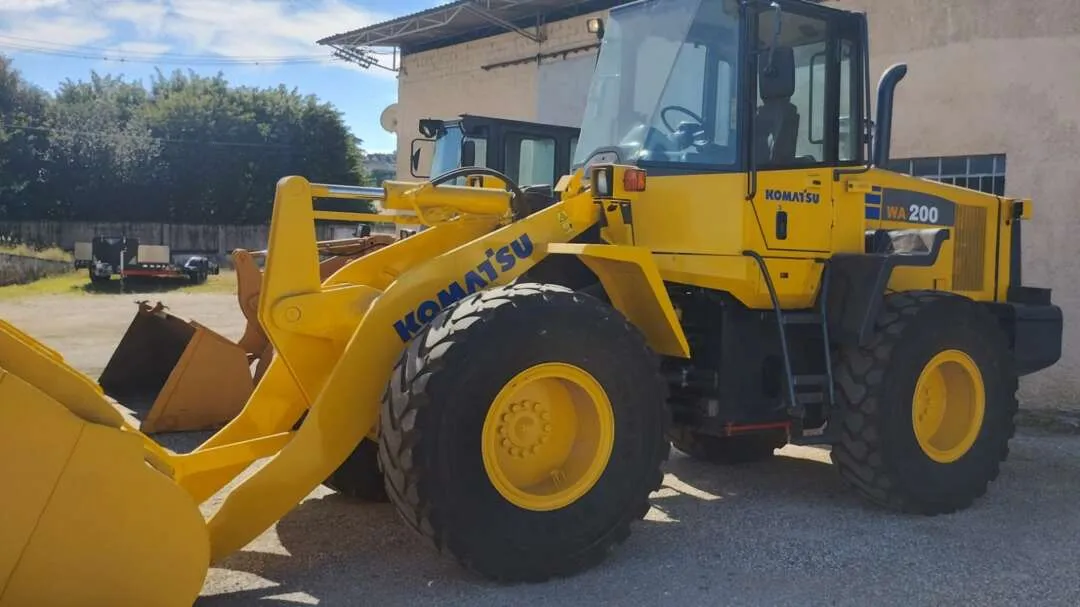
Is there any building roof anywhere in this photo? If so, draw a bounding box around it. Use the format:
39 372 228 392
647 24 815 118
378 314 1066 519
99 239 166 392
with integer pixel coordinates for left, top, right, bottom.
317 0 627 55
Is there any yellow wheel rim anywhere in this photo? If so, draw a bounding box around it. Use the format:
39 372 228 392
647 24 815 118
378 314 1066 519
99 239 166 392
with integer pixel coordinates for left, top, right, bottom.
481 362 615 511
912 349 986 463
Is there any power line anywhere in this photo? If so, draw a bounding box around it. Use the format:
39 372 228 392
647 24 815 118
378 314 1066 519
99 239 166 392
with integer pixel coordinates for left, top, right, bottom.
0 42 341 66
0 34 332 61
0 34 360 66
0 31 396 68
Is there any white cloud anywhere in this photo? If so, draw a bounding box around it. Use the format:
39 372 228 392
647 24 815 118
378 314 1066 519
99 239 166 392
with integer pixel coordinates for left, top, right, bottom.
103 1 170 39
0 0 399 74
2 14 112 46
111 41 172 56
0 0 67 12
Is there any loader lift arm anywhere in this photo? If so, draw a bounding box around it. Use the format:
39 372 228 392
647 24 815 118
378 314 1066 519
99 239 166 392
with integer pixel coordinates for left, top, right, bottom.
11 169 634 588
192 172 613 557
0 167 615 604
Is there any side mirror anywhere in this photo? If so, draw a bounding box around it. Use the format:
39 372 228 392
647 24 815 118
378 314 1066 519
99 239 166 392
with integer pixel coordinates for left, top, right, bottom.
461 139 477 167
410 138 434 178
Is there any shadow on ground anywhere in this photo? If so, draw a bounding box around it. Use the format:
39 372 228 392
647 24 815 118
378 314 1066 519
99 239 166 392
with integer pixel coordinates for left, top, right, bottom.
193 432 1080 606
195 447 864 606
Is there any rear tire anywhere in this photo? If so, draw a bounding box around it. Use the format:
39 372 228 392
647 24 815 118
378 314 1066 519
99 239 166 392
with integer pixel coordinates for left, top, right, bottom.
669 428 786 464
323 438 388 502
830 291 1017 515
378 283 669 582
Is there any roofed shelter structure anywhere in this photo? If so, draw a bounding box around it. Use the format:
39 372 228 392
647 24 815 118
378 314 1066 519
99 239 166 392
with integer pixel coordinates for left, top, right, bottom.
318 0 626 179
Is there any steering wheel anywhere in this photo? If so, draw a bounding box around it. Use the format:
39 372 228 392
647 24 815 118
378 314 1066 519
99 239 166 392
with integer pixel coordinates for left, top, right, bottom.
660 105 706 133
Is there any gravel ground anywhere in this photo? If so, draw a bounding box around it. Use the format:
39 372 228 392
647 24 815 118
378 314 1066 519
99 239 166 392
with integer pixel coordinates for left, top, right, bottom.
2 292 1079 607
0 291 245 378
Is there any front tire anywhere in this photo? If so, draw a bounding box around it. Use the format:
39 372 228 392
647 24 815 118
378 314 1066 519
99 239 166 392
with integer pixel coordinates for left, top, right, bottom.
378 283 669 582
830 291 1017 515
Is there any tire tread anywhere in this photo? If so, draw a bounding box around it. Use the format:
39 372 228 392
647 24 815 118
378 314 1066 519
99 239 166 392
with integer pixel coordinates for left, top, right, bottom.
378 282 670 582
831 290 1018 515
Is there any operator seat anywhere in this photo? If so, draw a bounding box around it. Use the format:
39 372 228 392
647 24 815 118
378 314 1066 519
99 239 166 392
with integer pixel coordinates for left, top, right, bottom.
754 46 799 166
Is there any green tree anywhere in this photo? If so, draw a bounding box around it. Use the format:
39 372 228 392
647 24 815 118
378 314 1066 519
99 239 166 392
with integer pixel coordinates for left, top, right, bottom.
45 72 161 220
142 70 372 224
0 55 374 224
0 56 51 220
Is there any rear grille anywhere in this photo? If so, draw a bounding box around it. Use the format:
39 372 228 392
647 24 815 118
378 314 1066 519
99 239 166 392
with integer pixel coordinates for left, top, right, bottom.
952 204 987 291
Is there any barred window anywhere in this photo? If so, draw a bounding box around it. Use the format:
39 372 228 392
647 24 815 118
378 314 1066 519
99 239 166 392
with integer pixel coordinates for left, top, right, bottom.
887 154 1007 196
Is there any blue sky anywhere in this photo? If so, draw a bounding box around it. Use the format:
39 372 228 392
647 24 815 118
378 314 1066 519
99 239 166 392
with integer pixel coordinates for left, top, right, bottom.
0 0 440 153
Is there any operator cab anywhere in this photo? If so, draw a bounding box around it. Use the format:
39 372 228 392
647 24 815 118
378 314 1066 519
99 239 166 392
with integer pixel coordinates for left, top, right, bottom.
574 0 869 181
410 114 581 188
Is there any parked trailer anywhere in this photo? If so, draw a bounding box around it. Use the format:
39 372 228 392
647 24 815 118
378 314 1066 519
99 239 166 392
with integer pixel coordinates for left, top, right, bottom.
75 236 219 285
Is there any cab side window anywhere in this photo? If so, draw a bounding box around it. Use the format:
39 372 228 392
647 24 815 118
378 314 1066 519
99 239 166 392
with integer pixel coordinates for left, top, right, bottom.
753 11 830 168
506 135 557 186
838 39 859 163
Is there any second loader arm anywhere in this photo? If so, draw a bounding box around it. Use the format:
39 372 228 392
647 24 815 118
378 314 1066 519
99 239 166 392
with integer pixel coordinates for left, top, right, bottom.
232 233 399 383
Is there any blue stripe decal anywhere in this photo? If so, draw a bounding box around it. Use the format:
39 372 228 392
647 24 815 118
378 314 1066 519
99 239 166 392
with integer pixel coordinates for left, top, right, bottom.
865 206 880 220
865 193 881 205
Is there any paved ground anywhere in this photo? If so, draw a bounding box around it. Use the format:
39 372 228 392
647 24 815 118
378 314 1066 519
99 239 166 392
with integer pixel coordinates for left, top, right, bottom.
3 292 1079 606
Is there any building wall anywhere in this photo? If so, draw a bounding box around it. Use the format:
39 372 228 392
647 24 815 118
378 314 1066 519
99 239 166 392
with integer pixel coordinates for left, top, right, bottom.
824 0 1080 409
393 10 605 178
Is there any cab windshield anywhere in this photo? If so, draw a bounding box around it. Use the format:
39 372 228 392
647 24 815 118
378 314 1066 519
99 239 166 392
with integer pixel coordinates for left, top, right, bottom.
429 124 489 185
572 0 742 170
430 124 465 177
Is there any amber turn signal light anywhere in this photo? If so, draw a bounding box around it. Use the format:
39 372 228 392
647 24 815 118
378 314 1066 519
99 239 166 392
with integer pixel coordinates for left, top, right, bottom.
623 168 646 192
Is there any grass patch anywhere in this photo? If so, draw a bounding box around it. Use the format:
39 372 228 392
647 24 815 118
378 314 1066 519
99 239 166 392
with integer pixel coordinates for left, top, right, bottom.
0 244 73 262
0 269 238 300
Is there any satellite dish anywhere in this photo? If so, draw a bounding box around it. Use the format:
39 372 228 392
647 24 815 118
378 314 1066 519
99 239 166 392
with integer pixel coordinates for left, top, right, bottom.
380 103 399 134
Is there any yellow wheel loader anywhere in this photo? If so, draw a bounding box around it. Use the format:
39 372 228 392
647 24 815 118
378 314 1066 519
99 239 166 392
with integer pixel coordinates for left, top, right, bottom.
0 0 1064 604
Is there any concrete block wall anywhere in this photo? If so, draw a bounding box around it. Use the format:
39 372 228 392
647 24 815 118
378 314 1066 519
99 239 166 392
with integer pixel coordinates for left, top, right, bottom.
394 10 605 179
0 253 71 287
